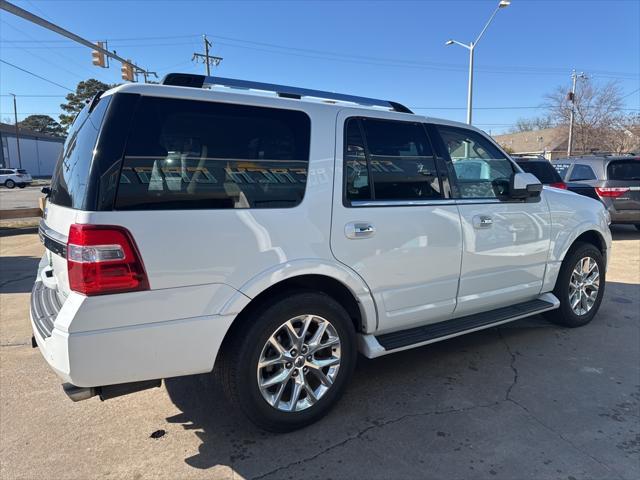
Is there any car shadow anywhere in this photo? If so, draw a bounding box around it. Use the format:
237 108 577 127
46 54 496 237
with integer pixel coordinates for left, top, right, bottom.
610 224 639 241
0 255 39 294
164 279 639 478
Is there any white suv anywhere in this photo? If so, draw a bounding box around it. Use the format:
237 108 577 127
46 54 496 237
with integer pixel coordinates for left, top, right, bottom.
31 75 611 432
1 168 32 188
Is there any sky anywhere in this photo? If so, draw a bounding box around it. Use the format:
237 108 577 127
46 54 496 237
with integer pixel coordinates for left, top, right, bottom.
0 0 639 135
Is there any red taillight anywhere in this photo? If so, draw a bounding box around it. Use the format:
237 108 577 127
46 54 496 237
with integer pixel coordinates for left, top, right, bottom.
67 224 149 296
549 181 567 189
595 187 629 198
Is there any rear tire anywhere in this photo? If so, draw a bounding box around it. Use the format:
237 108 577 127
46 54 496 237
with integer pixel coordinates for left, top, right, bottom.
5 179 15 189
218 291 357 432
544 242 605 328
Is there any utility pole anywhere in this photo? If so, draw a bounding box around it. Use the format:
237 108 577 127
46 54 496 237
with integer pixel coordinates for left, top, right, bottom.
9 93 22 169
0 0 157 81
192 35 223 75
567 69 586 157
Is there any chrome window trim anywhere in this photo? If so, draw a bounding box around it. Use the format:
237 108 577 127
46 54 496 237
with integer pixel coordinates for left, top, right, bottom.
351 199 455 207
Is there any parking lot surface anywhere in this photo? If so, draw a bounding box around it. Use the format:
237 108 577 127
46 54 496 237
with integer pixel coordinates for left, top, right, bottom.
0 185 47 210
1 226 638 480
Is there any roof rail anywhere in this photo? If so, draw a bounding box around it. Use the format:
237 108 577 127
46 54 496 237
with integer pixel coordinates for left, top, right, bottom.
161 73 413 114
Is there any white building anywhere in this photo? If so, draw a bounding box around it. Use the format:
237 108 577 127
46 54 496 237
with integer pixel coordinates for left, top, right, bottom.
0 123 65 177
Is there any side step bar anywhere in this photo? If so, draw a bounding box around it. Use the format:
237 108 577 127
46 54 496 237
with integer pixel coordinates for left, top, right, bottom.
63 379 162 402
359 293 559 358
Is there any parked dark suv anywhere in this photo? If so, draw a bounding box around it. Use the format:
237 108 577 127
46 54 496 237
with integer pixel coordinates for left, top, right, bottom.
512 156 567 189
552 156 640 230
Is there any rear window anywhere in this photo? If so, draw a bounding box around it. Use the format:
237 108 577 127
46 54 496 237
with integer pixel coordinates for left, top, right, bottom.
49 97 111 208
115 97 311 210
516 161 562 184
607 159 640 181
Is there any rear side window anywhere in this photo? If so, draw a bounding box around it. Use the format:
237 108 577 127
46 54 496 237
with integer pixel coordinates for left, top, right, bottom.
17 169 28 174
569 164 597 181
553 163 571 180
516 161 562 184
49 97 111 208
115 97 311 210
607 160 640 181
344 117 441 203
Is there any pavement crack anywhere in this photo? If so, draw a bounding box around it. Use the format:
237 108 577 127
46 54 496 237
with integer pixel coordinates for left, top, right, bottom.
497 328 518 401
496 329 621 478
251 401 500 480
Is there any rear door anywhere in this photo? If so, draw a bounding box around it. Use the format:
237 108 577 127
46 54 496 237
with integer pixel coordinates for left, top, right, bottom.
605 158 640 211
330 112 463 333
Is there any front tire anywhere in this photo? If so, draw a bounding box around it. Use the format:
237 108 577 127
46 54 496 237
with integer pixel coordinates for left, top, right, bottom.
545 242 605 328
219 291 357 432
5 179 15 189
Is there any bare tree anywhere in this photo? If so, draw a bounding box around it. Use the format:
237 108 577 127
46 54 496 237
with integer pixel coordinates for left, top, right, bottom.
544 78 627 153
510 115 555 133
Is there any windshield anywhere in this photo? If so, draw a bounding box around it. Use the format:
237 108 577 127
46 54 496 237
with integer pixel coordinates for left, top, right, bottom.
607 159 640 181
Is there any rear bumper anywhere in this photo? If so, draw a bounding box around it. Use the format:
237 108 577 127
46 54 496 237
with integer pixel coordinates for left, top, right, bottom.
30 280 238 388
608 208 640 224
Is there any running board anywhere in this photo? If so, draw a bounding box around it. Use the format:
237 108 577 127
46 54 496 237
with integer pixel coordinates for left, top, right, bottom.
358 293 559 358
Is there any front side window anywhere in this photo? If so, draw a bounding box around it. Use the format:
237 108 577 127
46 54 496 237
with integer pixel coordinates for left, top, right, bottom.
437 126 514 199
569 164 597 181
344 117 441 203
115 97 311 210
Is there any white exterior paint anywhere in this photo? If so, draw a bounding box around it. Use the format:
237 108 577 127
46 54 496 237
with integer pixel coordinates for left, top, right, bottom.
32 83 612 389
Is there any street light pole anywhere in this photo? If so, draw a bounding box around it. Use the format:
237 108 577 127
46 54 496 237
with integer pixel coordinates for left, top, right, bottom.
567 69 586 157
445 0 510 125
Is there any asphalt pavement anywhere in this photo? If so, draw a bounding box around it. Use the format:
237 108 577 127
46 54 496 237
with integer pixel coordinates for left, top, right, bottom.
0 225 638 480
0 184 47 210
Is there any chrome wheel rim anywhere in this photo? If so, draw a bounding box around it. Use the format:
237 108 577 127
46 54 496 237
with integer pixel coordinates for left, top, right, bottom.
257 315 341 412
569 256 600 316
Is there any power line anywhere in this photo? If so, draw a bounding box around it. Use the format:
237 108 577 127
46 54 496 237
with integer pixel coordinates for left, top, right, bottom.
0 94 66 97
0 59 74 91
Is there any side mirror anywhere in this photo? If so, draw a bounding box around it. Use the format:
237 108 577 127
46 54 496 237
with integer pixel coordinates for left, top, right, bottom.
510 172 542 200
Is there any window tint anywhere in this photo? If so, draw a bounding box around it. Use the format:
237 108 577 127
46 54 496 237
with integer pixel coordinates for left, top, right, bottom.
607 160 640 180
569 164 597 181
438 126 513 199
344 118 441 203
49 96 111 209
553 163 571 180
17 169 28 174
115 97 311 210
516 161 562 184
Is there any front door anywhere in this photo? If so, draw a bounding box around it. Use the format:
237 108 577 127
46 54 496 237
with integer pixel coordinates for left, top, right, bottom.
330 112 463 334
432 125 551 317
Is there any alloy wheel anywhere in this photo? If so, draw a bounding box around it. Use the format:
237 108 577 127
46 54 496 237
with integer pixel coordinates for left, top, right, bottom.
569 256 600 316
257 315 341 412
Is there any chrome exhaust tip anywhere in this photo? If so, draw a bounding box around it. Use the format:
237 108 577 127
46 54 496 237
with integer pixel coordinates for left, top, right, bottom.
62 383 96 402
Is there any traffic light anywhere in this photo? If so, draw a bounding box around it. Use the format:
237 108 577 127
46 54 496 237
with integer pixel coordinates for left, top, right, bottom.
121 60 135 82
91 41 106 68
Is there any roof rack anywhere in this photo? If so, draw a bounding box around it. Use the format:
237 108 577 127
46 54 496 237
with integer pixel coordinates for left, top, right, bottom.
161 73 413 114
